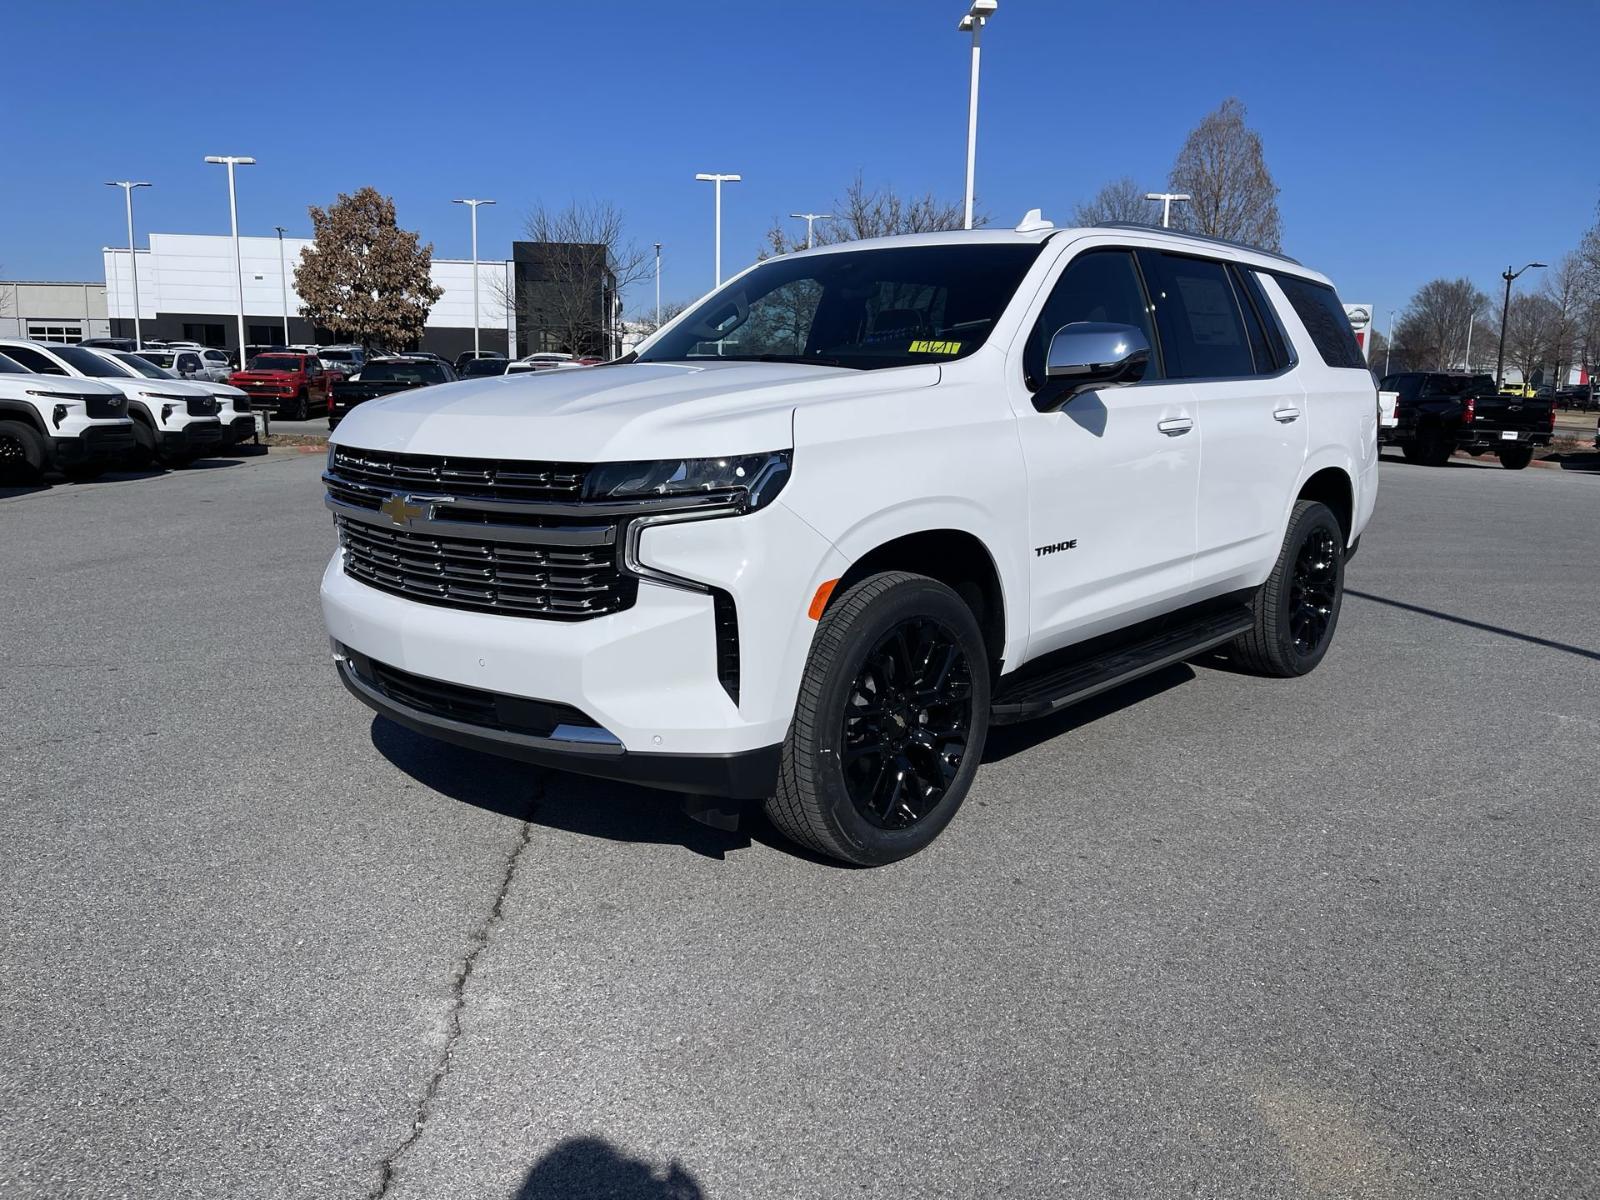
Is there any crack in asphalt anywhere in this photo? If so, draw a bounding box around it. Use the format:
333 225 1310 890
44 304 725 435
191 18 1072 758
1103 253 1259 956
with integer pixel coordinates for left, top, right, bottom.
365 777 541 1200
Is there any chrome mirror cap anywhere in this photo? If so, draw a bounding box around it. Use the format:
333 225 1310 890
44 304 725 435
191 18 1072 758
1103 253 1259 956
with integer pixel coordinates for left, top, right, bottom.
1044 322 1151 380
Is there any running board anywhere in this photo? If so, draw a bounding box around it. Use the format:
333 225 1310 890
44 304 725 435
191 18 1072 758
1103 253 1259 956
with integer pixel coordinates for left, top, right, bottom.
990 604 1253 725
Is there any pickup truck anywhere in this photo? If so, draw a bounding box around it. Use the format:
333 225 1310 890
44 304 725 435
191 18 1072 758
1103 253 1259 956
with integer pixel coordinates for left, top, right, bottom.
322 217 1379 865
1378 372 1554 468
327 356 457 430
228 352 332 420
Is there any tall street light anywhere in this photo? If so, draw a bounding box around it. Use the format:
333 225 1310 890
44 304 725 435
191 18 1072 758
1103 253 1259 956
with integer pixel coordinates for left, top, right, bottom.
958 0 996 230
452 198 496 357
1385 309 1395 376
204 156 256 365
694 173 741 287
1145 192 1191 229
654 242 662 329
274 226 292 346
788 212 835 249
1495 261 1546 387
105 181 152 347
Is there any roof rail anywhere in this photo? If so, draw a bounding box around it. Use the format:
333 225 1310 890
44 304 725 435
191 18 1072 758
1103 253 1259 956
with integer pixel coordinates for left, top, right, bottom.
1091 221 1301 265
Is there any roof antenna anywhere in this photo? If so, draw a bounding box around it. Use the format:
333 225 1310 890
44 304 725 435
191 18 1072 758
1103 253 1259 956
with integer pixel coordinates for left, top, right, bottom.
1014 208 1054 232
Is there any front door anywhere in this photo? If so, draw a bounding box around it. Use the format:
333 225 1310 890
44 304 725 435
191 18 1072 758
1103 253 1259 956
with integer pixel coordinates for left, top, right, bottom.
1005 245 1200 661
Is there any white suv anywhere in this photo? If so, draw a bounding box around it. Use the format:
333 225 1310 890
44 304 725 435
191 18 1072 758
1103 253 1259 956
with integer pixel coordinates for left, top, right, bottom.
321 217 1378 865
0 340 226 468
0 352 135 480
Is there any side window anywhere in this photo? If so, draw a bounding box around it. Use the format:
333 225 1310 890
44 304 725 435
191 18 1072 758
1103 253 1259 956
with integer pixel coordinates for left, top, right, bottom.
1270 273 1366 369
1023 249 1157 389
1229 265 1289 373
1137 252 1254 380
3 346 67 375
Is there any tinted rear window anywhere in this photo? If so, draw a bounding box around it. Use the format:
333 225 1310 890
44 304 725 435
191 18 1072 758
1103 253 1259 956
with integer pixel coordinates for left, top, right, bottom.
1271 273 1366 369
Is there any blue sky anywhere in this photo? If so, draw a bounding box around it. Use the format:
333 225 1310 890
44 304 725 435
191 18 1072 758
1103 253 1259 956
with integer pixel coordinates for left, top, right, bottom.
3 0 1596 329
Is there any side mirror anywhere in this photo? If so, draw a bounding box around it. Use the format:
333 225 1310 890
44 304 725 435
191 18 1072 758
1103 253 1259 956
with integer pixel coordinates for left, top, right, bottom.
1035 322 1151 412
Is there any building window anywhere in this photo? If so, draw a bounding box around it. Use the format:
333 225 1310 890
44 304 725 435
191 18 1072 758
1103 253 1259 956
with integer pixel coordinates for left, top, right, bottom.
183 323 228 348
248 324 281 345
27 323 84 344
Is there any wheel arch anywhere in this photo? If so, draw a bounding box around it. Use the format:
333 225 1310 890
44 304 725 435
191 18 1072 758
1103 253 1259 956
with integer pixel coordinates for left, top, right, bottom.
0 399 49 437
1295 462 1355 545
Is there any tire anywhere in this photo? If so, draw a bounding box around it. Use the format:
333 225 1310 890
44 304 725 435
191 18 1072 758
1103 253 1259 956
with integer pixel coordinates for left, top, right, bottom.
1399 442 1424 464
1228 500 1345 678
765 571 990 866
1497 444 1534 470
0 419 46 483
1417 429 1453 466
128 418 159 468
284 390 309 421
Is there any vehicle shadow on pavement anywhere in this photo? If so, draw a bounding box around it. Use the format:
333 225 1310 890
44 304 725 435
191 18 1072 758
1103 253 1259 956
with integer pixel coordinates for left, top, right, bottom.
514 1136 704 1199
1344 590 1600 662
369 716 753 861
982 664 1196 762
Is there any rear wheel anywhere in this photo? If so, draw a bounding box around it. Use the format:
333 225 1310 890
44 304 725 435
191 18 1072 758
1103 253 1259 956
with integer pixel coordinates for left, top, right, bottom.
1497 444 1534 470
1417 429 1453 466
0 419 45 483
1229 500 1345 678
766 572 989 866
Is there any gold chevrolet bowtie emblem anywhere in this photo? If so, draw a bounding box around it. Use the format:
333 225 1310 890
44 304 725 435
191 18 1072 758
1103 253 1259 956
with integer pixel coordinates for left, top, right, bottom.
378 495 425 527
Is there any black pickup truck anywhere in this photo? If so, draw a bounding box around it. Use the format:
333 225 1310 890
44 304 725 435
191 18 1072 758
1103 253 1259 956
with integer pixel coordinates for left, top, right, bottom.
1378 372 1556 469
327 356 457 430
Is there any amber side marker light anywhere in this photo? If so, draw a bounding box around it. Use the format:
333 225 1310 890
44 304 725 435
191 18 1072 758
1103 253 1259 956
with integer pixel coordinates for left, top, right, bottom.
808 579 840 620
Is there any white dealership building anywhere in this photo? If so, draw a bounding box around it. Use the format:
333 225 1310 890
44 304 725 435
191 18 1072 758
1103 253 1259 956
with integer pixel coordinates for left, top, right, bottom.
103 233 517 359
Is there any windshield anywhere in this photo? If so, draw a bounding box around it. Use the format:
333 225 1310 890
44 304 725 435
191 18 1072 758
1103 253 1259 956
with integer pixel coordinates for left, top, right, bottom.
637 243 1043 370
112 352 177 380
247 355 304 372
359 361 449 385
51 345 129 378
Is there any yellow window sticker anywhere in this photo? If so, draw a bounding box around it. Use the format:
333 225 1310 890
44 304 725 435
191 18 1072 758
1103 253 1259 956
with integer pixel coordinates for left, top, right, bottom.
908 339 962 355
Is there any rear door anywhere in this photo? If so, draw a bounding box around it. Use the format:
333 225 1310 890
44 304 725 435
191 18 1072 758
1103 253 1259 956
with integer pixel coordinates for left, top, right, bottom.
1135 250 1308 592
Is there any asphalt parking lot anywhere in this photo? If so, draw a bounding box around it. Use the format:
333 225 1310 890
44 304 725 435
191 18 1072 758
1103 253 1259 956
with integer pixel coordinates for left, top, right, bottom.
3 448 1597 1199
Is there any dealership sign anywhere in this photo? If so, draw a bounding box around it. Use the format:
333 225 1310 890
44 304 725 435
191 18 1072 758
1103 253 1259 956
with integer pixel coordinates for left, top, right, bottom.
1344 304 1374 362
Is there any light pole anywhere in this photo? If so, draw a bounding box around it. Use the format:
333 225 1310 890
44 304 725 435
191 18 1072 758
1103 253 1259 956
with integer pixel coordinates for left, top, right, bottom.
788 212 835 249
452 198 495 358
105 181 151 347
654 242 662 328
1145 192 1191 229
694 173 741 287
274 226 292 346
958 0 996 230
204 156 256 366
1385 309 1395 375
1495 261 1546 387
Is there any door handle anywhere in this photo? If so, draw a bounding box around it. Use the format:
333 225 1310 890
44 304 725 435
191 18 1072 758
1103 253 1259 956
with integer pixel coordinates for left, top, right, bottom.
1273 407 1301 423
1156 418 1194 436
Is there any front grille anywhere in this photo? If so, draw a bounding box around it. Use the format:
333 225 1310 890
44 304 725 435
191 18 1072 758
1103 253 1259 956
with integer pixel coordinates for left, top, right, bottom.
345 648 598 738
185 396 218 416
230 396 251 413
70 392 126 419
335 514 632 620
330 445 589 503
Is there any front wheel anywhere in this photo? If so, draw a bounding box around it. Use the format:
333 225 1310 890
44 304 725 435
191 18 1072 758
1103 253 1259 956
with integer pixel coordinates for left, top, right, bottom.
1228 500 1345 678
283 390 308 421
765 572 990 866
1497 444 1534 470
0 419 45 483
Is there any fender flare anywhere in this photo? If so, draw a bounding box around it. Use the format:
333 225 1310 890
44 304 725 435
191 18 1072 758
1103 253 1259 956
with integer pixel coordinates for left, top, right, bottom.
0 398 49 436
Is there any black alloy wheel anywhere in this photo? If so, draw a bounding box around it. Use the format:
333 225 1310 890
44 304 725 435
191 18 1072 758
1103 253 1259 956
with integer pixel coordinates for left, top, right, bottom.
840 617 974 831
1287 525 1341 657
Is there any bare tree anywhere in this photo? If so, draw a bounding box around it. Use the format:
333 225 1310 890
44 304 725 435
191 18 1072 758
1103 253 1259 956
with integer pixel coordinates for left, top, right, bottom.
761 175 974 256
494 201 653 358
1541 253 1589 390
1394 277 1488 371
1168 97 1282 250
1071 178 1153 227
1498 292 1561 387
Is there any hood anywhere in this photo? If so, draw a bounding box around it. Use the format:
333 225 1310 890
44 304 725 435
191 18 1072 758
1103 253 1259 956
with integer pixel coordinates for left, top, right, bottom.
328 360 940 461
91 376 216 400
0 375 125 397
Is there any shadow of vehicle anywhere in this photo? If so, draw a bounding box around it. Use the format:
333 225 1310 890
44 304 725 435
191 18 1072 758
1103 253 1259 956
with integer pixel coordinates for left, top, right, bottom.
1345 589 1600 662
982 662 1196 761
369 716 753 860
515 1136 704 1200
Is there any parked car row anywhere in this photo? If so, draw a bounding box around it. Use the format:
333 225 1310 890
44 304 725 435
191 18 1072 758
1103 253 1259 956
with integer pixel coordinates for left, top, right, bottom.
0 340 257 483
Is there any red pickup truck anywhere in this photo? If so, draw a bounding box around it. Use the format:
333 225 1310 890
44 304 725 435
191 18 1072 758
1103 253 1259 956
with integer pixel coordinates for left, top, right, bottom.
227 352 333 420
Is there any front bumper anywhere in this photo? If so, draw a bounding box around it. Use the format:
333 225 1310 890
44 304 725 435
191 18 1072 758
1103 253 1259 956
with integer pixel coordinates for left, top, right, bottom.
52 421 136 466
223 414 255 443
158 418 225 453
334 645 780 798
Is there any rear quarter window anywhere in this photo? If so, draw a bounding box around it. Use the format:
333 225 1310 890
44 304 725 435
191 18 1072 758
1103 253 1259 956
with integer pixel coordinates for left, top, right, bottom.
1271 273 1366 370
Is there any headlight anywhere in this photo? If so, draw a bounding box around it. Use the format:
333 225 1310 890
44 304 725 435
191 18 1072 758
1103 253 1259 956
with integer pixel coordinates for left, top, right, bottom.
139 390 191 402
582 450 791 510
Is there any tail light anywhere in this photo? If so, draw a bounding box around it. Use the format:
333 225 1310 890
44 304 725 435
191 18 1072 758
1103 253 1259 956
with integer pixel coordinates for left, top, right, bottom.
1462 395 1475 423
